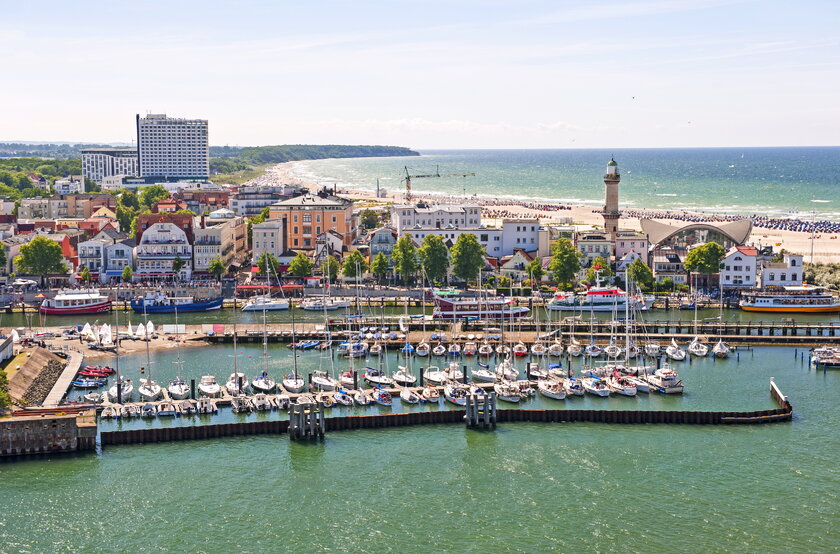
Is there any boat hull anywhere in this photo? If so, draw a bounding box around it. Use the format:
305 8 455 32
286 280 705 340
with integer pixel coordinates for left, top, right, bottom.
740 304 840 313
40 300 112 315
131 297 223 313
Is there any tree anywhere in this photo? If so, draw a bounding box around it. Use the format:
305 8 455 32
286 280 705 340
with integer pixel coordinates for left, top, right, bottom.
247 206 271 244
0 368 11 408
208 257 226 281
418 234 450 283
391 235 419 285
548 238 583 287
172 255 186 276
450 233 485 287
342 250 368 279
256 252 281 275
0 245 6 273
13 236 67 285
80 266 91 283
526 258 544 284
288 253 314 277
121 265 133 283
360 209 379 229
683 242 726 275
118 189 140 210
84 178 100 192
321 255 339 283
584 256 613 284
139 185 169 209
115 205 135 233
371 252 390 284
626 258 654 290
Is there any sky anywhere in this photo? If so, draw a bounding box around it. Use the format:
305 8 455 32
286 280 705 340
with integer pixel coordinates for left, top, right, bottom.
1 0 839 149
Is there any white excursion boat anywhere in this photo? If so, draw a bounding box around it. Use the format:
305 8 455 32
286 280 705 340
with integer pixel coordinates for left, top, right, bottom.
537 379 566 400
547 268 654 312
665 339 686 361
432 290 530 320
198 375 221 397
39 288 112 315
241 295 290 311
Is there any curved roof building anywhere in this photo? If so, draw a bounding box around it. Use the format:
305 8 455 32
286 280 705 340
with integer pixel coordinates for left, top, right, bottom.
641 218 753 250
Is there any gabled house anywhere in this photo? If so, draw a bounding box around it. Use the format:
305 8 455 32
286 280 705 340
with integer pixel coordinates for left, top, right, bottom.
499 249 536 281
721 245 758 289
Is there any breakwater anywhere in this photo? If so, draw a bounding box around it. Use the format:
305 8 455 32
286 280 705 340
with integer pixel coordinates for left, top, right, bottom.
99 380 791 447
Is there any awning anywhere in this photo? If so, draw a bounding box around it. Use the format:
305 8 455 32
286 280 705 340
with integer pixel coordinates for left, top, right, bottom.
105 270 124 276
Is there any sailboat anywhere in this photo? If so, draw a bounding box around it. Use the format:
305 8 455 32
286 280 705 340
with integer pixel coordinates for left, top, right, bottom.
107 310 132 402
167 308 190 400
665 338 686 361
137 308 162 401
282 303 305 393
225 324 249 395
688 276 709 357
713 272 730 358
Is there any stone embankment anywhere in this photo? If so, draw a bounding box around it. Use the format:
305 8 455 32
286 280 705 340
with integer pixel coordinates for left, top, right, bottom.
6 349 67 407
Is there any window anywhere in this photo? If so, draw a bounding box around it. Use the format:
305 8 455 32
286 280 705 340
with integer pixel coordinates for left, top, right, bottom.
791 273 797 281
769 273 775 281
303 238 311 247
791 259 797 266
480 234 488 241
332 216 337 223
293 226 298 234
781 273 787 281
303 213 311 222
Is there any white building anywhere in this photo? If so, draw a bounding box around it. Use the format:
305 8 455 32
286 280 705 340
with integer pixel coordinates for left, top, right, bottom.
81 148 138 184
135 222 193 280
104 239 135 283
53 175 85 194
136 113 209 180
721 246 758 288
251 218 286 260
390 203 482 231
759 253 804 288
77 238 111 278
576 231 613 266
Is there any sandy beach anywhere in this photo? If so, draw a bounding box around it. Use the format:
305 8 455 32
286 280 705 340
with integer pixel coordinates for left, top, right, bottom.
265 161 840 263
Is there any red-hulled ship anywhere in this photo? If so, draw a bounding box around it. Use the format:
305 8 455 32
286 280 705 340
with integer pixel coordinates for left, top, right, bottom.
432 289 530 320
39 288 112 315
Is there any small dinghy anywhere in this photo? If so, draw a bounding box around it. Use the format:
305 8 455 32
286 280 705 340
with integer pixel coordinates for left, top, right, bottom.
252 393 274 411
100 405 120 419
178 399 197 415
157 401 178 416
231 396 254 413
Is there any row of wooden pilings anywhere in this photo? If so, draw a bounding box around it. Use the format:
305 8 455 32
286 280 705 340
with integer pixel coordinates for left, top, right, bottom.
99 381 792 446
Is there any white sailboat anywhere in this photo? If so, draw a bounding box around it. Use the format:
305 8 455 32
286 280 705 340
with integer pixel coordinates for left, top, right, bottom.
252 309 276 393
167 308 190 400
665 338 686 361
107 310 132 402
198 375 221 397
537 378 566 400
282 304 305 393
226 324 249 395
137 308 161 401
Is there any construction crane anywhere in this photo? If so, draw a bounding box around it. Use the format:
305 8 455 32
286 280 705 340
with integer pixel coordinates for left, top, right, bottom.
401 165 475 202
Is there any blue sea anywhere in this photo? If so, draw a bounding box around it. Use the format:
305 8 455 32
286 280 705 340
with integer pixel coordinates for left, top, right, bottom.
290 147 840 219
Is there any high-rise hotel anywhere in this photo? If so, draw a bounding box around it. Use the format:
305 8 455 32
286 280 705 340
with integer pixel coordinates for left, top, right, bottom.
81 147 139 186
136 113 209 180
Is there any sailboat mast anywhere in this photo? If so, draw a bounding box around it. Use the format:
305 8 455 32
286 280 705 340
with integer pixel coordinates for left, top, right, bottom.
114 307 121 389
291 299 298 378
624 270 630 364
143 305 152 383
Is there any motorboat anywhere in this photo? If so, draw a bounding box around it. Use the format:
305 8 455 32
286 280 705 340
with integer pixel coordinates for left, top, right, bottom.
443 383 468 406
392 366 417 386
363 367 393 387
196 398 218 414
226 372 249 395
399 388 421 404
644 367 685 394
282 374 305 393
178 399 197 415
372 390 392 406
72 377 107 389
581 377 610 397
141 403 157 417
537 379 566 400
157 401 177 416
312 370 338 391
478 342 494 356
665 339 686 361
415 342 430 357
423 366 448 386
252 371 276 393
100 405 120 419
274 394 291 410
315 392 335 408
562 378 585 396
333 390 353 406
197 375 221 397
138 378 162 401
421 386 440 402
495 358 519 381
494 381 521 403
167 378 190 400
688 338 709 357
548 342 564 357
712 340 730 358
513 342 528 357
232 396 254 413
131 291 223 313
463 342 477 356
241 295 290 311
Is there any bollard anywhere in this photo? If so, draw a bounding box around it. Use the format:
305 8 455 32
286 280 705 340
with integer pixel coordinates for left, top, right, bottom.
737 351 740 362
463 365 468 384
190 379 196 400
353 371 358 390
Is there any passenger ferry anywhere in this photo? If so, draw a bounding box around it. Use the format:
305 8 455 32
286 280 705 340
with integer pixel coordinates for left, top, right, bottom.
739 285 840 313
39 288 112 315
432 290 530 320
547 270 653 312
131 291 224 313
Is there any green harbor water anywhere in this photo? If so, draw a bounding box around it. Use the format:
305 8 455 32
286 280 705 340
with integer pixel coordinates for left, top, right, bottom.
2 344 839 552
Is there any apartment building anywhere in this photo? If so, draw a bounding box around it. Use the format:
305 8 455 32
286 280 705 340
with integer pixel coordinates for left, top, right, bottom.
251 218 287 260
81 148 138 184
136 113 209 180
269 191 355 250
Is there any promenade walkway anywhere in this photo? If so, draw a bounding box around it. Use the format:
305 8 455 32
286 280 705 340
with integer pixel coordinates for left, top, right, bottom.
43 350 83 407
